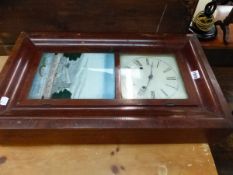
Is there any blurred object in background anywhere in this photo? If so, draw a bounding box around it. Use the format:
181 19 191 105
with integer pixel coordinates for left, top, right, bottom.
189 0 217 40
215 1 233 44
190 0 233 44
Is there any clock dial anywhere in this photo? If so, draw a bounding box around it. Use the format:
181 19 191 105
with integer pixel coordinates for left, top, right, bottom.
120 54 188 99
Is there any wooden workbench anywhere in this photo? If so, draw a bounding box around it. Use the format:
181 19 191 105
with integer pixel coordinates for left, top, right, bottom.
0 56 218 175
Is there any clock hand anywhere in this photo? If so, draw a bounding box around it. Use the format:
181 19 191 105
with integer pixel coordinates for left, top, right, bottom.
146 62 154 87
137 62 154 96
149 62 154 79
138 86 147 96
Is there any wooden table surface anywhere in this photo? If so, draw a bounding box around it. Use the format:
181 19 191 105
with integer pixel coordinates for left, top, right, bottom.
0 56 218 175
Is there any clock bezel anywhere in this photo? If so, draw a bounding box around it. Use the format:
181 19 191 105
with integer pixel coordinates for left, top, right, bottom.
17 49 199 107
0 33 232 129
118 53 193 100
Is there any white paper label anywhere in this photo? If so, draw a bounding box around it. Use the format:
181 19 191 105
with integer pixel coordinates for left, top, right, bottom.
191 70 201 80
0 96 9 106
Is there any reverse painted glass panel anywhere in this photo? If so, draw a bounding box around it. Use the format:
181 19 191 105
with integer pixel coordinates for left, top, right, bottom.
28 53 115 99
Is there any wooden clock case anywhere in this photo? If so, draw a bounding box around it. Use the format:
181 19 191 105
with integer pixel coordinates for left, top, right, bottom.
0 32 232 142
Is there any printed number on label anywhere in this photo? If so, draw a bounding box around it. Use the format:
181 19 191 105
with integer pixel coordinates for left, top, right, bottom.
191 70 201 80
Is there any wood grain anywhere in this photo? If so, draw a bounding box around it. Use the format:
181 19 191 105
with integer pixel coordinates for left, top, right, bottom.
212 67 233 111
0 55 218 175
0 143 218 175
0 0 198 55
0 56 7 71
0 33 231 131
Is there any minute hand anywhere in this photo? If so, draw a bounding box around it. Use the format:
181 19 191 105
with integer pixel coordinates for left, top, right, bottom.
137 62 154 96
146 62 154 88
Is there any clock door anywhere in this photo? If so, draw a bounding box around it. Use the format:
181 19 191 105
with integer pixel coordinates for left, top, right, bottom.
22 51 199 107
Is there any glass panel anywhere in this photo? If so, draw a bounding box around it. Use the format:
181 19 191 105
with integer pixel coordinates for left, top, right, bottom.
28 53 115 99
120 54 188 99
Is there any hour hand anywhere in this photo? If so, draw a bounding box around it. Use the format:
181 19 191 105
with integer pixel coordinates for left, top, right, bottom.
138 86 147 96
149 62 154 77
147 62 154 85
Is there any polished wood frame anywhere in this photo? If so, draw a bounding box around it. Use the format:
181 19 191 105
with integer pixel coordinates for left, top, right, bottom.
0 32 232 129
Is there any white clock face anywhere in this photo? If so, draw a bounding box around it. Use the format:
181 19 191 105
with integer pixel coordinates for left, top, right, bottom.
120 54 188 99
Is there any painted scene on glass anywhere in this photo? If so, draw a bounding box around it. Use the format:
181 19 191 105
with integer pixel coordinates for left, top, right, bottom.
28 53 115 99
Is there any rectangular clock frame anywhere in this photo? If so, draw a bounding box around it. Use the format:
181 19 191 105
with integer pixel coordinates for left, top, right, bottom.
0 32 232 130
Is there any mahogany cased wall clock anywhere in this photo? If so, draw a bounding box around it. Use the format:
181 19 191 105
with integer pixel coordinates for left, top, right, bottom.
0 33 232 130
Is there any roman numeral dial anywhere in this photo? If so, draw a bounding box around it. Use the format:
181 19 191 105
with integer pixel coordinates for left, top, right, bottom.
120 54 188 99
